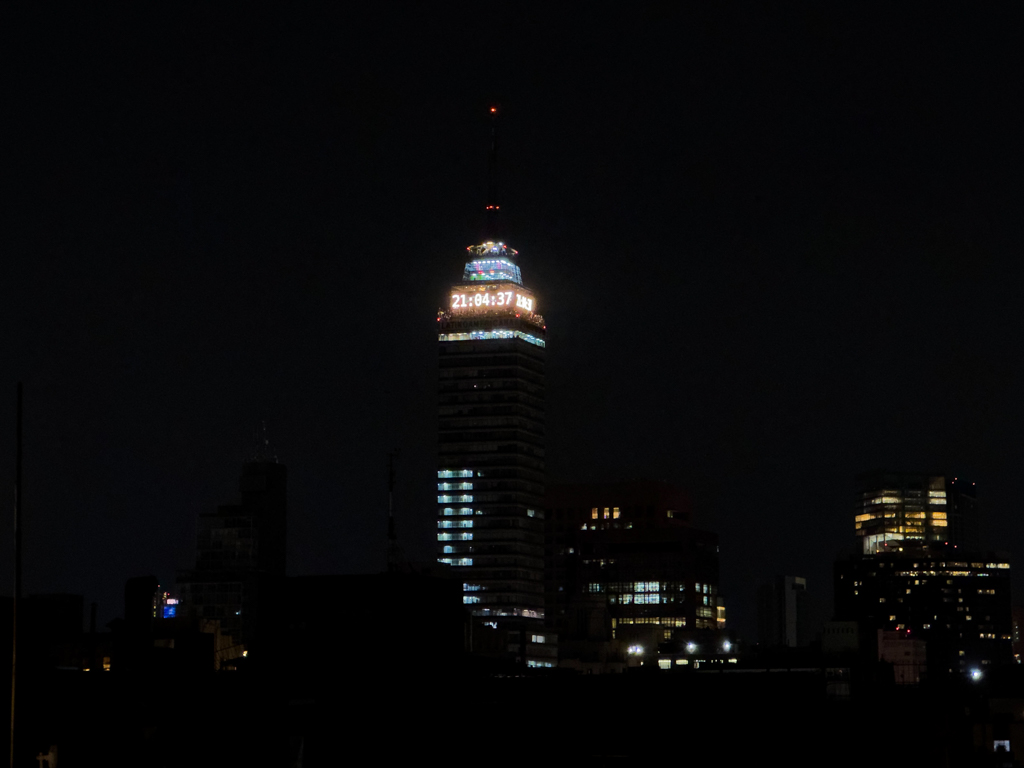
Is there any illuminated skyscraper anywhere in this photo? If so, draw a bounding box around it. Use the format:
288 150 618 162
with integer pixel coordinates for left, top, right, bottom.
853 471 979 554
435 108 552 667
436 244 549 664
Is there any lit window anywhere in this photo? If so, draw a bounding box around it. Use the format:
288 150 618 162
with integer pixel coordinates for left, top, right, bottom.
613 507 620 519
591 508 598 520
603 508 610 519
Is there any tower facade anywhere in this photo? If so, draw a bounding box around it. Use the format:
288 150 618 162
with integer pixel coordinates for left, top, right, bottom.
436 241 550 664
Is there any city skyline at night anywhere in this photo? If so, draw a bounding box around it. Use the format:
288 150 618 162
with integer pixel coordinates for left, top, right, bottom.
5 5 1024 763
3 4 1022 648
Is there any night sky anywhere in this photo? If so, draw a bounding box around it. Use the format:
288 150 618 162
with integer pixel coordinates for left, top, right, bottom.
3 5 1022 638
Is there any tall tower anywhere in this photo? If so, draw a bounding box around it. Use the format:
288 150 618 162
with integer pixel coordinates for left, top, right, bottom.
435 108 552 666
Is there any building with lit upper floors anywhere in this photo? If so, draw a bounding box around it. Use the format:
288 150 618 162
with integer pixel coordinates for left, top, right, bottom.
836 471 1010 681
545 481 722 667
436 240 553 668
854 471 979 554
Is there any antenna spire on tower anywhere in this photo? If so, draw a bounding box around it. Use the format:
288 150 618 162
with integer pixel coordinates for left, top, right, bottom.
484 104 500 241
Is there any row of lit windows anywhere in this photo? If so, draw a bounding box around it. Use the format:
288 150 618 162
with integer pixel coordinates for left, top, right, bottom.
439 520 474 528
896 562 1009 573
592 507 621 519
589 581 686 594
612 594 671 605
439 495 473 503
856 511 946 523
441 507 475 516
439 557 473 566
658 658 739 669
438 469 474 478
612 617 686 627
438 330 546 348
438 533 473 541
438 482 473 491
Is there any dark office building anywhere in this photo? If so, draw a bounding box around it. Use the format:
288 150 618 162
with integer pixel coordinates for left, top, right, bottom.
854 471 979 554
178 458 287 662
436 239 549 666
757 575 811 649
546 481 722 651
835 549 1012 678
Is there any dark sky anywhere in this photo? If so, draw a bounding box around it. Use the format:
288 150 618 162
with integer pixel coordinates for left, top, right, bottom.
3 5 1022 638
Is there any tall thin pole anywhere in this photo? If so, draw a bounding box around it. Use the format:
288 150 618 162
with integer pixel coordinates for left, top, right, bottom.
386 451 398 571
10 383 22 768
484 105 500 241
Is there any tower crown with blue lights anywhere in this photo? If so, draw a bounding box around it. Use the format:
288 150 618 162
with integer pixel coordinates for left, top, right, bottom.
463 241 522 285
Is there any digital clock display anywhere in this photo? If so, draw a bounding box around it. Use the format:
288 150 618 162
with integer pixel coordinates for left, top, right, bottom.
451 287 536 313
